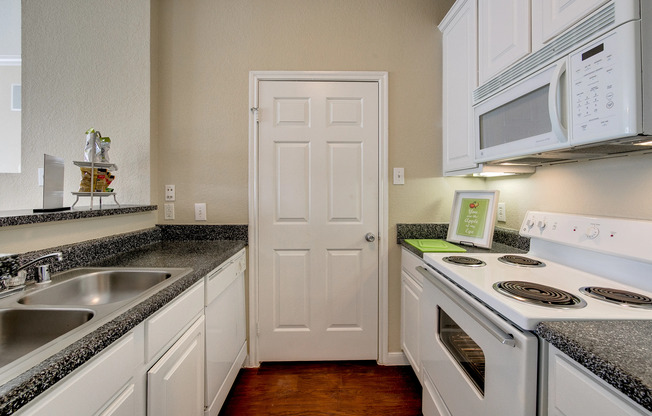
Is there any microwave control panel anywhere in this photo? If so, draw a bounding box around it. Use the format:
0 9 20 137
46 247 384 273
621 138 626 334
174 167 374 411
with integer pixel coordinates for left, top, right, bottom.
570 22 639 145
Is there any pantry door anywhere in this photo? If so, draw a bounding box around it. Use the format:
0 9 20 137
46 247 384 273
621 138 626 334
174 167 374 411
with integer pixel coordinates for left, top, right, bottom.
256 80 380 361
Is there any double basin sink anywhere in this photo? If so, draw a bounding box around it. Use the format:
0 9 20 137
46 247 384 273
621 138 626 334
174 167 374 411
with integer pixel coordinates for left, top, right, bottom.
0 267 192 371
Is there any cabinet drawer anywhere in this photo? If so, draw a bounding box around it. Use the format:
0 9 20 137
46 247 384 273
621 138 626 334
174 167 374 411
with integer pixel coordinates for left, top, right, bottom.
145 281 203 362
401 248 425 285
206 250 246 305
19 331 138 416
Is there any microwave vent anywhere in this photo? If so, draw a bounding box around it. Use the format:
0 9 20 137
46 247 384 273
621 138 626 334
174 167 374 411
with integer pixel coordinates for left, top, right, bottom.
473 2 616 104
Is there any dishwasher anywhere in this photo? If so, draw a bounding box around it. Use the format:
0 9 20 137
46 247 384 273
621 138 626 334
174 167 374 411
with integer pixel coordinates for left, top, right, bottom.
204 249 247 416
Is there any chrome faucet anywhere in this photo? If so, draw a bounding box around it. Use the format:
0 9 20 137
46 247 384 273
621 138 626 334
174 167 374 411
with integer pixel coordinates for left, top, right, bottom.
16 252 64 283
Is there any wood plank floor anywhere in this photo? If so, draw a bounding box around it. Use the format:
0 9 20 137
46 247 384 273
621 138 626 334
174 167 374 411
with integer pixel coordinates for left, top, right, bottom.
219 361 422 416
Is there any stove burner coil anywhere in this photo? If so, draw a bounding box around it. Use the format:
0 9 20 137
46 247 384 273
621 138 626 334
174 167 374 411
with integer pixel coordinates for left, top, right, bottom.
493 281 586 308
497 255 546 268
442 256 486 267
579 287 652 309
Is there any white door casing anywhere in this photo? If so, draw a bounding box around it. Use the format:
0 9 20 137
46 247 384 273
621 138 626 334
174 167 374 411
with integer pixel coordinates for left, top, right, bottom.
258 80 378 361
248 72 390 366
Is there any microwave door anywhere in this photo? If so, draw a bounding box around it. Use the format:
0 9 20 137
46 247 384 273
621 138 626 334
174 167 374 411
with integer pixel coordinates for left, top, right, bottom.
474 59 569 163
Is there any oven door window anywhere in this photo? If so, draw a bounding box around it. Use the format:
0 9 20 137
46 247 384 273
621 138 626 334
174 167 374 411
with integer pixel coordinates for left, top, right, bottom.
438 307 485 395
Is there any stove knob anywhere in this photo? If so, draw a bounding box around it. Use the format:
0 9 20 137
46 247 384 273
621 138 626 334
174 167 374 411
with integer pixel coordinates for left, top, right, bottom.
526 218 535 229
585 226 600 239
537 220 547 231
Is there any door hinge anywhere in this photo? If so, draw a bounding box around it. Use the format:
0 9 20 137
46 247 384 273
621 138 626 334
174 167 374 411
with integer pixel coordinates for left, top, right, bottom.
250 107 259 123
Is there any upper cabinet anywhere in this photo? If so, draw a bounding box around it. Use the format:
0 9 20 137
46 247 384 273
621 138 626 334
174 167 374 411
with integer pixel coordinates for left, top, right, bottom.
439 0 478 174
478 0 530 84
532 0 610 51
478 0 608 86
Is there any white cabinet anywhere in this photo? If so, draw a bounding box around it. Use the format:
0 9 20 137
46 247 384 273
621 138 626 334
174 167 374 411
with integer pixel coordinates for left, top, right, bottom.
547 344 650 416
400 248 424 381
478 0 530 84
16 279 206 416
439 0 478 174
17 328 142 416
148 316 205 416
532 0 609 51
98 384 137 416
204 249 247 416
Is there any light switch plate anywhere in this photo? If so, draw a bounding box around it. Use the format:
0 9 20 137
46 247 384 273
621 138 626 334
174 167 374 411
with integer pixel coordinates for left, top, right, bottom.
393 168 405 185
195 203 207 221
497 202 506 222
164 203 175 220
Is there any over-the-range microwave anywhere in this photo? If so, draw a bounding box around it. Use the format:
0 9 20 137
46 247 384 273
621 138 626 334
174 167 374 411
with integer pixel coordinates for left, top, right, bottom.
473 0 652 166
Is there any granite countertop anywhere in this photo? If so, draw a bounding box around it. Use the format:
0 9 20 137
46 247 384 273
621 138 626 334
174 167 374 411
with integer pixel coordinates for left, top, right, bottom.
397 223 529 257
0 205 157 228
0 239 246 415
537 320 652 412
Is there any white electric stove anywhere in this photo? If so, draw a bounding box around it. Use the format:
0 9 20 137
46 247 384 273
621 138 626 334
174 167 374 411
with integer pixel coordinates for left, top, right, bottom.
423 211 652 331
418 211 652 416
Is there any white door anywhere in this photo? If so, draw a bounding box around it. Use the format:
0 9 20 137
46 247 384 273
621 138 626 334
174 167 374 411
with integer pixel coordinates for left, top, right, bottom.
257 80 379 361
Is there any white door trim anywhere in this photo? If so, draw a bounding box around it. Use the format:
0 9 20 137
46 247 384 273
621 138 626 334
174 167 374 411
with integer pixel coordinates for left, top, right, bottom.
248 71 389 366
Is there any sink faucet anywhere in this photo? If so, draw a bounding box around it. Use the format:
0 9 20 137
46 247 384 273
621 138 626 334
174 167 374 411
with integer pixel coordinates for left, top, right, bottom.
15 252 64 284
0 252 63 297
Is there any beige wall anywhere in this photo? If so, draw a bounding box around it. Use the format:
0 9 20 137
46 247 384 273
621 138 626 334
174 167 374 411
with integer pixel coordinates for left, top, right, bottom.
488 153 652 229
154 0 468 353
0 0 151 211
6 0 652 356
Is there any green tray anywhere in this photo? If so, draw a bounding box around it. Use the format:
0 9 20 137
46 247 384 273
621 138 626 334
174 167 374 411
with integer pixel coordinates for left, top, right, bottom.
404 239 466 253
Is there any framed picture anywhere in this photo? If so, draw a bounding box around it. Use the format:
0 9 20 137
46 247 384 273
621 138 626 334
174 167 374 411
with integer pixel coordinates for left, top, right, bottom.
447 190 499 249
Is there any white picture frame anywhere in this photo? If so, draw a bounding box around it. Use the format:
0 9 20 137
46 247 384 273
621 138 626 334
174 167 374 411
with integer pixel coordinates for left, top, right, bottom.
447 190 499 249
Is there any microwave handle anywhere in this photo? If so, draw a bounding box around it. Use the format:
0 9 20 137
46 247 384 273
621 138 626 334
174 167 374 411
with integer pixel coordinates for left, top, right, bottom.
548 59 568 141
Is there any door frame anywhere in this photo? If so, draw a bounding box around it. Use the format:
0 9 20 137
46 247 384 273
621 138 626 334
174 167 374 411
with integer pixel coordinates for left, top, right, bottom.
248 71 389 367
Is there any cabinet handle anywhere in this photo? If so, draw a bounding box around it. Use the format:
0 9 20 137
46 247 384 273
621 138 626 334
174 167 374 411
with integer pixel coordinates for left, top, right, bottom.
416 266 516 348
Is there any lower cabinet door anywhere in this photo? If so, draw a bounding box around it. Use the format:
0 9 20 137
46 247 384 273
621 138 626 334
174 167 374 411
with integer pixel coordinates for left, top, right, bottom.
98 383 137 416
147 316 205 416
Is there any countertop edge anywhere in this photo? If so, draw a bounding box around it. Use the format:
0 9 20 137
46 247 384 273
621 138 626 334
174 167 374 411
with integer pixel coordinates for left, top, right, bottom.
536 321 652 412
0 240 246 415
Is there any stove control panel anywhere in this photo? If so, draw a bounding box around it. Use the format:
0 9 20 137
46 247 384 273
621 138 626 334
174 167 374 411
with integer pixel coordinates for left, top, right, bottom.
521 211 652 263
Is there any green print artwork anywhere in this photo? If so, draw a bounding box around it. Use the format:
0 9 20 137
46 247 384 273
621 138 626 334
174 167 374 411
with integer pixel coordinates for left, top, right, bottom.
456 198 489 239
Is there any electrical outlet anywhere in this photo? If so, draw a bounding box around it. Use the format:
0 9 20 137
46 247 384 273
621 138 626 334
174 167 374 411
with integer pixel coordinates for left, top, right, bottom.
165 185 175 201
164 203 175 220
393 167 405 185
497 202 506 222
195 203 207 221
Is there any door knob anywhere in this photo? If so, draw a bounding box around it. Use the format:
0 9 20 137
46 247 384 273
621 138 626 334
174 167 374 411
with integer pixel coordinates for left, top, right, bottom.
365 233 376 242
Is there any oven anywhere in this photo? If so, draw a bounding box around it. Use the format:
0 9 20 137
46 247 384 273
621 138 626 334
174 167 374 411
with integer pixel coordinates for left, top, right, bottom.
417 265 538 416
417 211 652 416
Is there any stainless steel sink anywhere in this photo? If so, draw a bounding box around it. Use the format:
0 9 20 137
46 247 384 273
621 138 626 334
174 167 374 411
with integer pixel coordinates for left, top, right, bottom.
0 308 94 367
18 270 172 306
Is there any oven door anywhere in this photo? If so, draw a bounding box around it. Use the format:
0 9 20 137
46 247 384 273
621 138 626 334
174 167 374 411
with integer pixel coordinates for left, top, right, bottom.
417 266 538 416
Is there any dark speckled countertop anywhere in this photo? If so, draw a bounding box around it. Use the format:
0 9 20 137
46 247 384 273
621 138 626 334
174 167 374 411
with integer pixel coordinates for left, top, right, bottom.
397 223 529 256
537 321 652 412
0 239 246 415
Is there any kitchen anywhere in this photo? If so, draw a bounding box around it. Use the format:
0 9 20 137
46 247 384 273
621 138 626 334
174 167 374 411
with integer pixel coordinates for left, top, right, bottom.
1 0 652 415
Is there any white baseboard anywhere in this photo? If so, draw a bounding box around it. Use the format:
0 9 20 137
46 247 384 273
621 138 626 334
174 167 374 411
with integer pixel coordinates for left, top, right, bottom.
381 351 410 366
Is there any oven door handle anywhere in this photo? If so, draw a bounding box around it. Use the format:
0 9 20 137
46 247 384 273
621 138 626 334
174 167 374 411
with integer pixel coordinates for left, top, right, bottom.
416 266 516 348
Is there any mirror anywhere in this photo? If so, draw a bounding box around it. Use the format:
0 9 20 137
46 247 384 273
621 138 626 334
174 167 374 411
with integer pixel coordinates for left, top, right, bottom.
0 1 151 211
0 0 21 174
